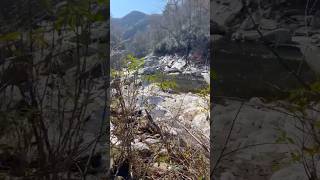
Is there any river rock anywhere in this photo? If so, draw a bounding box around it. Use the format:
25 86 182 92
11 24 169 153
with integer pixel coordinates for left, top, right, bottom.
139 66 158 75
312 10 320 29
167 128 179 136
240 11 262 30
163 66 182 74
192 113 209 136
270 164 309 180
237 28 292 44
132 142 150 153
201 72 210 84
263 28 292 43
295 37 320 74
144 55 160 67
220 172 236 180
249 97 264 106
153 162 169 171
147 96 165 105
260 18 278 30
149 106 170 121
171 59 186 70
212 0 243 26
144 138 160 145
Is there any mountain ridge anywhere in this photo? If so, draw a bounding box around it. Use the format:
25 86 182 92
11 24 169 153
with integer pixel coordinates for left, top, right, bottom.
111 10 162 39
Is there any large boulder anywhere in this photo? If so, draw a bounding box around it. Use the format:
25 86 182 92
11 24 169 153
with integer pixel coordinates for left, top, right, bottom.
211 0 243 26
260 18 278 30
234 28 292 44
139 66 158 75
263 28 292 43
144 55 160 67
312 10 320 29
269 163 318 180
211 21 227 35
293 36 320 74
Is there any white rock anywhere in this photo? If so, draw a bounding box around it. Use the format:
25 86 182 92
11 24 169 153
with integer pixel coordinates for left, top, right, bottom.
110 135 120 146
167 128 179 136
132 142 150 152
144 55 159 67
201 72 210 85
145 138 160 144
192 113 209 136
249 97 264 106
149 106 168 120
171 59 186 70
147 96 165 105
139 66 158 75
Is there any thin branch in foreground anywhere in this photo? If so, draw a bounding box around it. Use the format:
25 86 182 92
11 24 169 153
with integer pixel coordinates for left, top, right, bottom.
211 101 244 177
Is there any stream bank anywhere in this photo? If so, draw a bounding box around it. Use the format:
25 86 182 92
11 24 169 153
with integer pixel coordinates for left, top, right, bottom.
110 55 210 178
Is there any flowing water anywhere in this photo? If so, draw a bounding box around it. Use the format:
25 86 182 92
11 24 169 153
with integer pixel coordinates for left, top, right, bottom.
212 39 317 99
162 73 208 93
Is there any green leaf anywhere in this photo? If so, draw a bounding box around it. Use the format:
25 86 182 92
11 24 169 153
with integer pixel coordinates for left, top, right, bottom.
0 32 21 42
97 0 107 5
93 13 105 21
157 79 177 91
271 162 281 172
290 152 301 162
54 16 65 31
303 145 320 156
126 54 144 71
315 120 320 129
197 85 210 97
286 137 295 144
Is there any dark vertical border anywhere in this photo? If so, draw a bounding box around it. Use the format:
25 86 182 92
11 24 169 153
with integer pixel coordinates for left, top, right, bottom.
210 0 215 179
105 0 111 177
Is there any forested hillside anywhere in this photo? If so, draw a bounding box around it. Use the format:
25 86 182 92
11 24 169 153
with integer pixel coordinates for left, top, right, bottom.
111 0 210 58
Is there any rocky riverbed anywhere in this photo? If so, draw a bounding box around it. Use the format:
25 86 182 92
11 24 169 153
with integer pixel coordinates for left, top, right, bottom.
110 55 210 178
211 0 320 98
213 98 320 180
211 1 320 179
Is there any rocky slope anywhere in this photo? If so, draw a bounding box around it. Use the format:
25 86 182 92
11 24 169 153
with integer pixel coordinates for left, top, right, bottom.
213 98 320 180
110 55 210 178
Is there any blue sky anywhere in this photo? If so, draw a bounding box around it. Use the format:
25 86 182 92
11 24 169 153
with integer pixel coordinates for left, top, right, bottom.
111 0 167 18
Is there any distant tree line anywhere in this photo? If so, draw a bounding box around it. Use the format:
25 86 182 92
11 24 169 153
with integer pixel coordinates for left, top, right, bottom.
111 0 210 60
153 0 210 58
